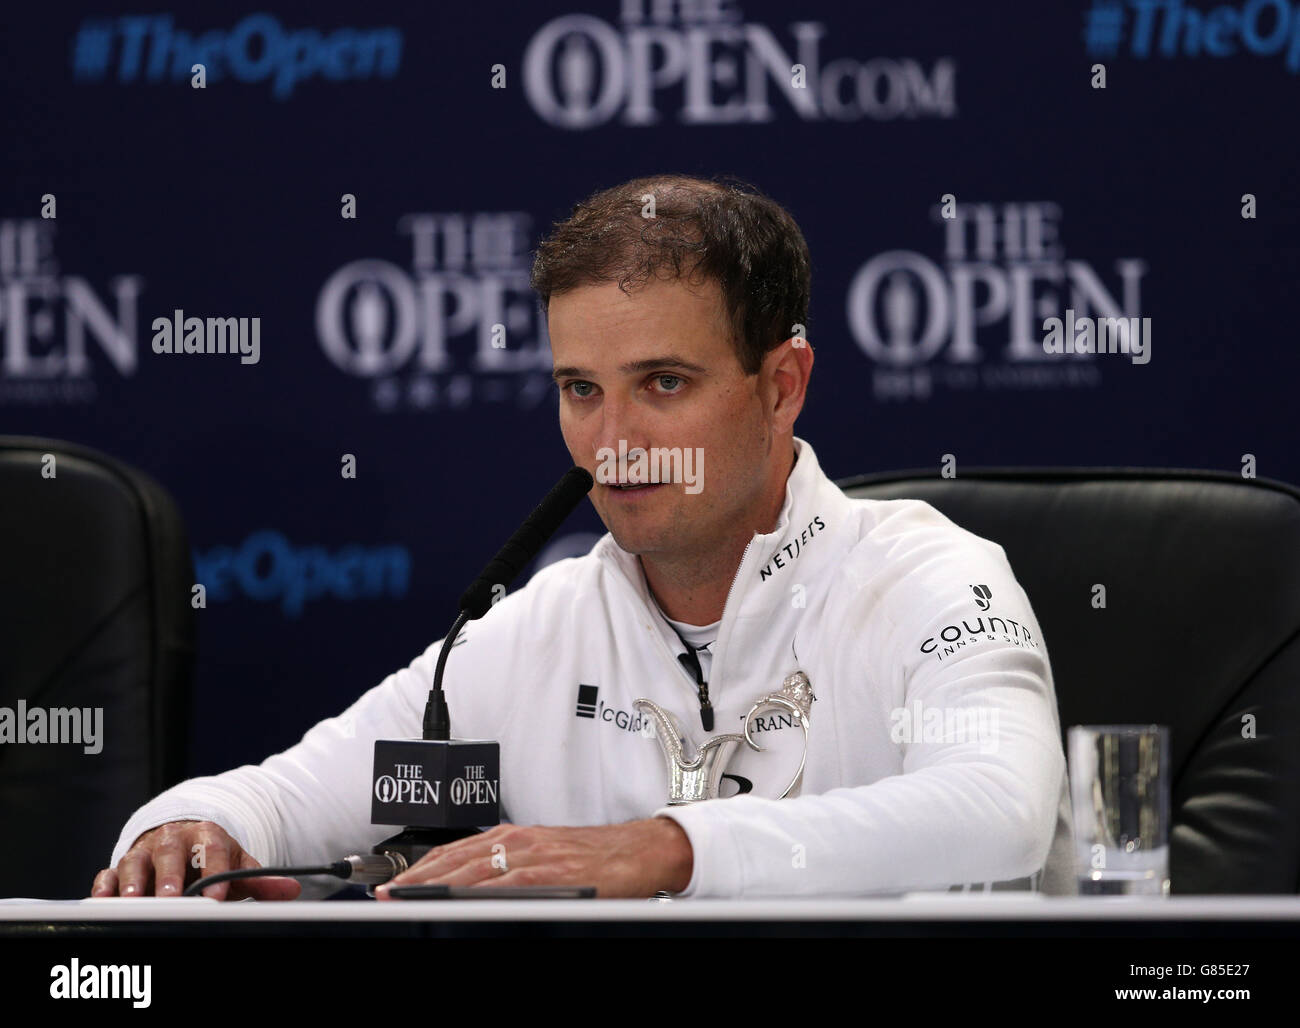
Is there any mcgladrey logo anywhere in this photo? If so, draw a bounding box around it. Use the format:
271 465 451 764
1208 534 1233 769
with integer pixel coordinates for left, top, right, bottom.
70 13 403 99
1084 0 1300 71
0 219 142 407
521 2 956 129
192 531 410 617
316 212 554 413
846 201 1148 401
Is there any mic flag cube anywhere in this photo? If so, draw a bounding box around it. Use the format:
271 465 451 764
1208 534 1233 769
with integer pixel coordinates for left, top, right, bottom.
371 739 501 828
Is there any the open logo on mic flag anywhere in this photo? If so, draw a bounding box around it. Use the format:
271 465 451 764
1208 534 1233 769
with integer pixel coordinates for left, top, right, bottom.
371 739 501 827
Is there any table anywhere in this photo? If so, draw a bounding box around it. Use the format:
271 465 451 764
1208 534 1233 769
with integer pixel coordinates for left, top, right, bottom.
3 894 1298 937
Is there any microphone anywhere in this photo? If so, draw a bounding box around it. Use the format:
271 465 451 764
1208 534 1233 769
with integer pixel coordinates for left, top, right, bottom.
458 466 596 619
369 466 595 874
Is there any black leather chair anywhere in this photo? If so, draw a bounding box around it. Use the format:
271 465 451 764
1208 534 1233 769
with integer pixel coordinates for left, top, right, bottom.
0 437 196 898
836 467 1300 894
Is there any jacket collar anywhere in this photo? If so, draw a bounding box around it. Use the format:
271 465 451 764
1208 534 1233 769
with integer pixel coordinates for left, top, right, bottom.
593 436 856 705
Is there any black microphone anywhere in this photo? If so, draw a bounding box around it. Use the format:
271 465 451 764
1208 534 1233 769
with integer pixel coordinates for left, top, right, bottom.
426 465 593 740
370 466 594 874
458 465 595 618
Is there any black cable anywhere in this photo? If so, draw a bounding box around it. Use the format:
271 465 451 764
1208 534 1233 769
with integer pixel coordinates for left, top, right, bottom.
425 609 470 741
183 861 351 897
653 602 717 732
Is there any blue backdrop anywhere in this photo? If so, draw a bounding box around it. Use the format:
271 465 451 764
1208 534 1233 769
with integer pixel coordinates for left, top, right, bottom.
5 0 1298 775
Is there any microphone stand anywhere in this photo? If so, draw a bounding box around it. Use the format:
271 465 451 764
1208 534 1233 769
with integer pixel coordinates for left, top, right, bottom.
370 467 595 873
373 610 481 869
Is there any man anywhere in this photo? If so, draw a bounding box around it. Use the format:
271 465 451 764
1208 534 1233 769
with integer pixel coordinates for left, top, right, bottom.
94 174 1074 900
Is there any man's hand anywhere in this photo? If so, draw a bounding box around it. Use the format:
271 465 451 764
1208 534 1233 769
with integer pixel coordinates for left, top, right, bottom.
374 817 693 899
89 820 302 901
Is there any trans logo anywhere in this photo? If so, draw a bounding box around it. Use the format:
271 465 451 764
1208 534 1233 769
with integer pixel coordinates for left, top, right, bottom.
0 218 143 407
316 212 554 413
847 201 1148 401
521 3 956 129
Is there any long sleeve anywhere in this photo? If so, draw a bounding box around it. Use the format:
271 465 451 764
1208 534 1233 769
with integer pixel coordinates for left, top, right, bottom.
656 528 1067 898
108 638 438 898
105 569 547 898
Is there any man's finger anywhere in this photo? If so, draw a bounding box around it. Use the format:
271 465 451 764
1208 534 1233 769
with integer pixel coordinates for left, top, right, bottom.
197 837 233 901
387 828 525 888
228 852 301 901
232 875 303 901
378 852 508 898
384 849 469 889
115 848 154 897
90 868 118 897
151 828 190 896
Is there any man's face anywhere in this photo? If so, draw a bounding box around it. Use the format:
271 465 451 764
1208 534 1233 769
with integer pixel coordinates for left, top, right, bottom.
548 276 778 560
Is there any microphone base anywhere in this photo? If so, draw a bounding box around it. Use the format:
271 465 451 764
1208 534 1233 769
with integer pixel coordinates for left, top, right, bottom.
373 825 484 869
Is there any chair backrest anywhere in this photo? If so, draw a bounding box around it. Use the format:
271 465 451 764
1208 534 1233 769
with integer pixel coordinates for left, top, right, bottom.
837 467 1300 895
0 436 197 898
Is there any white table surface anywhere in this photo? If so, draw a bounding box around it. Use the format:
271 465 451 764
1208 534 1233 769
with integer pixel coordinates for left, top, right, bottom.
1 895 1297 921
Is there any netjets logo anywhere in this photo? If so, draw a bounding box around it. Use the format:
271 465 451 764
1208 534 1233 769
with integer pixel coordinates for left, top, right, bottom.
847 201 1148 401
971 584 992 610
758 516 825 581
522 5 956 129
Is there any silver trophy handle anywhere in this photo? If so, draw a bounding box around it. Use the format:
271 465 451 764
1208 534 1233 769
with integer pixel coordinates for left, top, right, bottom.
634 699 746 804
742 671 815 800
636 671 814 804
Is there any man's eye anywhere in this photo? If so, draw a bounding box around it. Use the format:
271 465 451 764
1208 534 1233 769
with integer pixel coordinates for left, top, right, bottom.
653 375 684 393
565 382 595 399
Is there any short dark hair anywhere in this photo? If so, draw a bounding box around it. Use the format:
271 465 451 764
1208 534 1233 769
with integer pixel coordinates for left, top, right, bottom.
530 173 811 375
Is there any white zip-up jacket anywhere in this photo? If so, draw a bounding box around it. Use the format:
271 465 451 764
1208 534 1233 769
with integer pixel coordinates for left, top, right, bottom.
111 437 1076 898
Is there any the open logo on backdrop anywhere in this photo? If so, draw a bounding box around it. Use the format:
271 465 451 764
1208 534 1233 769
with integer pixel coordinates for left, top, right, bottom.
0 219 142 406
315 212 554 413
522 3 957 130
846 201 1149 402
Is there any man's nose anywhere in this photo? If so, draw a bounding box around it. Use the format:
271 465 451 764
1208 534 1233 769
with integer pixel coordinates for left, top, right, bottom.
591 393 648 459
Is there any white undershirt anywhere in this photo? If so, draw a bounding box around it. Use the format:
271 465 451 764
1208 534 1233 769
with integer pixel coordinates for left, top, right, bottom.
663 615 720 683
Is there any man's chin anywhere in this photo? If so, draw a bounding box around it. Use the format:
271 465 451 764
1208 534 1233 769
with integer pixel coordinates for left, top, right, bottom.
605 524 676 557
607 531 655 556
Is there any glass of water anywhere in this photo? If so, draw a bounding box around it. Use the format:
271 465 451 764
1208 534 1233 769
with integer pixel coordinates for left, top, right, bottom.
1068 725 1171 897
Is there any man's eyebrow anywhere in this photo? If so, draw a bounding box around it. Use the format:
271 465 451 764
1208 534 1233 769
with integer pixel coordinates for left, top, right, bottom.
551 356 710 382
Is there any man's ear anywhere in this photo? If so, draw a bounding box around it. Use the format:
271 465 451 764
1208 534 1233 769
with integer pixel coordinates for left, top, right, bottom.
765 338 813 431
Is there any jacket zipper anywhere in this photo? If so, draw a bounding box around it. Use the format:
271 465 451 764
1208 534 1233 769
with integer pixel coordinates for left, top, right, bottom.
607 536 759 735
706 536 756 723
